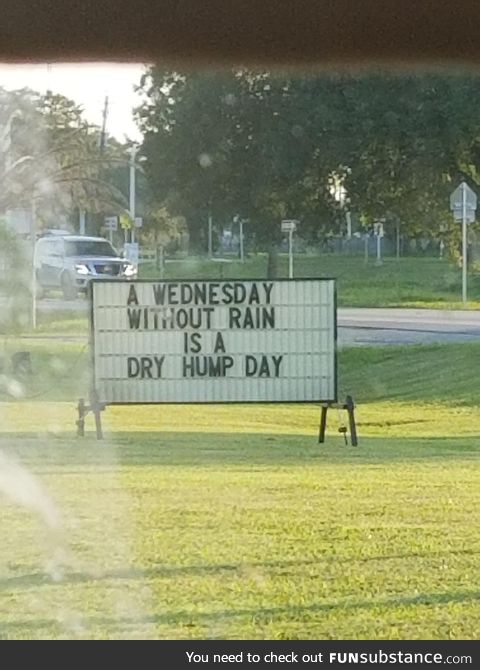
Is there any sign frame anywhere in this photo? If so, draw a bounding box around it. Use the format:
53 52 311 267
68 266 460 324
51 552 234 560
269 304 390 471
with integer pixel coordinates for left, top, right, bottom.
88 277 338 407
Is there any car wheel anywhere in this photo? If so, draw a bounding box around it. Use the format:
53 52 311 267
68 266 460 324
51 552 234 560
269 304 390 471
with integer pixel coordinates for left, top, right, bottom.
61 272 78 300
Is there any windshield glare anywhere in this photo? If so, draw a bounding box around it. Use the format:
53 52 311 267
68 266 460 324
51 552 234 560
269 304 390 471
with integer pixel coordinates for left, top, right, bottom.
65 240 118 257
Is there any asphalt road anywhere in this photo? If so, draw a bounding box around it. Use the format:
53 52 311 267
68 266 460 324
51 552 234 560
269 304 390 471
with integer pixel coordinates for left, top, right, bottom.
337 308 480 346
11 298 480 346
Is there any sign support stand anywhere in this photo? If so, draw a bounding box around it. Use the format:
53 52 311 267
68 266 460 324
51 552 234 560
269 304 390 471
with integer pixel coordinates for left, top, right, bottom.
318 395 358 446
76 393 105 440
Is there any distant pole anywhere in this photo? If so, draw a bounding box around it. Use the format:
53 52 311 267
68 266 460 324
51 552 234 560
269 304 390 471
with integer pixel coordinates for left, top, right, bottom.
462 181 468 303
364 233 369 264
30 196 37 330
374 222 383 266
128 146 138 244
239 219 245 263
288 228 294 278
396 222 401 260
130 161 136 244
376 233 382 265
208 211 213 257
99 96 109 153
159 245 165 279
79 209 86 235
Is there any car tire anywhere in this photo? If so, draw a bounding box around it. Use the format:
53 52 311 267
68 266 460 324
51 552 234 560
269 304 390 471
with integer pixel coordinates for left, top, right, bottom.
61 272 78 300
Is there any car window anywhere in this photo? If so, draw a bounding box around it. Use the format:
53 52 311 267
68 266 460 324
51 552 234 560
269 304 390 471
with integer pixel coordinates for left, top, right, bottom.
64 240 117 257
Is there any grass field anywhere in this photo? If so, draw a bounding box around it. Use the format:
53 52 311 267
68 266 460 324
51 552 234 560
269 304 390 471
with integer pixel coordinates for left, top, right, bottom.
1 338 480 639
139 254 480 309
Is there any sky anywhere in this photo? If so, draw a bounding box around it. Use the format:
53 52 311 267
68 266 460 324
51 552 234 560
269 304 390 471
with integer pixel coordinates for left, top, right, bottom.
0 63 147 142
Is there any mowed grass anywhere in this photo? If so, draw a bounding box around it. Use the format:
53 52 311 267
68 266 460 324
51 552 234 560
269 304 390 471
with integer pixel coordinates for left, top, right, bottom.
140 254 480 308
1 340 480 639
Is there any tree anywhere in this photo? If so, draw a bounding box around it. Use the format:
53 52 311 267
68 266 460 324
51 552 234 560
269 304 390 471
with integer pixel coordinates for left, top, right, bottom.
135 69 480 257
1 87 128 233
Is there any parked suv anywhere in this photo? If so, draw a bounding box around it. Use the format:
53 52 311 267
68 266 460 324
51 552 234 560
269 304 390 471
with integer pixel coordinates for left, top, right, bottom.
34 234 137 299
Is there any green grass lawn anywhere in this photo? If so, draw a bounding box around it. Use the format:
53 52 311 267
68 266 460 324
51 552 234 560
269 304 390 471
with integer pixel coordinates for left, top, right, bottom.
1 339 480 638
139 254 480 309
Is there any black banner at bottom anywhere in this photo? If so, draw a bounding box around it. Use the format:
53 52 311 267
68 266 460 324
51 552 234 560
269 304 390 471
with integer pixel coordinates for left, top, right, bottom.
4 640 476 667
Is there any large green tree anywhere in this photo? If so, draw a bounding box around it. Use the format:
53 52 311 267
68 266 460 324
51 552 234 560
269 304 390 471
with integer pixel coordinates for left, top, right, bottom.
136 69 480 255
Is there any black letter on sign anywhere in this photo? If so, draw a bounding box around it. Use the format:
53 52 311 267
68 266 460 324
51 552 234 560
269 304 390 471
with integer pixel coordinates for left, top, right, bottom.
127 357 140 377
184 332 202 353
213 332 226 353
245 355 257 376
127 284 139 305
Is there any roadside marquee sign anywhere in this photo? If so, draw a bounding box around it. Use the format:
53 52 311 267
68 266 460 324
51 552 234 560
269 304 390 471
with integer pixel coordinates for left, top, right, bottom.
90 278 337 406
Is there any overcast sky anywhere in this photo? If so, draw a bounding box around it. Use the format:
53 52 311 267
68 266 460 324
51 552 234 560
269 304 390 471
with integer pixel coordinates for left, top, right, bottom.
0 63 147 142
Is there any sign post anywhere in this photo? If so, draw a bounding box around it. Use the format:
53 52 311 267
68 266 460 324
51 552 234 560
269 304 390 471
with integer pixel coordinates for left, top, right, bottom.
208 211 213 257
281 220 298 279
373 221 384 266
233 215 247 263
104 216 118 244
450 181 477 303
239 219 245 263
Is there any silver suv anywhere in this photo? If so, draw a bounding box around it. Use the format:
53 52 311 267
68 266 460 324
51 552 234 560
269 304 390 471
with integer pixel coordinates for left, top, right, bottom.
34 234 137 299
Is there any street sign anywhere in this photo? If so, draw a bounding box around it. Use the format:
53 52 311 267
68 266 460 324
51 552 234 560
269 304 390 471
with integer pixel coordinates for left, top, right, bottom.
104 216 118 231
450 181 477 303
281 219 298 233
134 217 143 228
452 208 475 223
450 182 477 222
373 222 384 238
450 181 477 212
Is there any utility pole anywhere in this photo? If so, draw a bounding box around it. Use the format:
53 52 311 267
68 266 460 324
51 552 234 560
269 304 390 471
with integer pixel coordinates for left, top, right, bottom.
99 96 109 153
79 209 86 235
239 218 245 263
30 195 37 330
128 145 138 244
462 182 468 303
208 210 213 257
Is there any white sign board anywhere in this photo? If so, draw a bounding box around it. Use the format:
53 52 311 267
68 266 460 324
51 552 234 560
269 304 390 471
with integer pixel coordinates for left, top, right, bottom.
281 219 298 233
452 208 475 223
134 217 143 228
91 279 337 405
450 182 477 223
450 182 477 210
104 216 118 231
